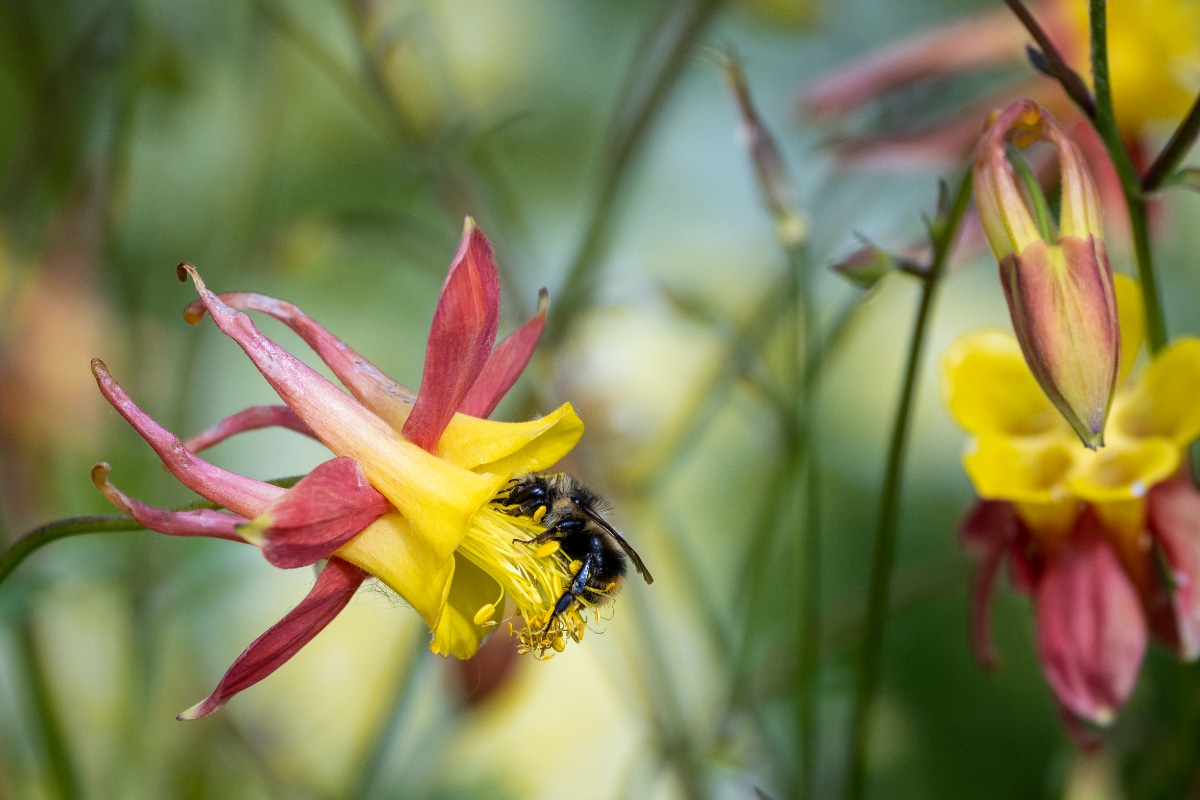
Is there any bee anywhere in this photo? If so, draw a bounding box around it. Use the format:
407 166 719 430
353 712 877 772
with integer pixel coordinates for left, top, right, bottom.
495 473 653 632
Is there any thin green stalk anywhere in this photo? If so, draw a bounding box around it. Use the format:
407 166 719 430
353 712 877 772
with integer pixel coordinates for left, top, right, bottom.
547 0 725 345
14 619 82 800
0 477 304 589
841 173 973 800
0 516 140 588
1087 0 1167 352
1142 89 1200 193
788 239 821 800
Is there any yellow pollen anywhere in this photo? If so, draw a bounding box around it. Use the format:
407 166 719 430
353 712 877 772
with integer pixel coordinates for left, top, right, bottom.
535 540 560 558
533 505 547 523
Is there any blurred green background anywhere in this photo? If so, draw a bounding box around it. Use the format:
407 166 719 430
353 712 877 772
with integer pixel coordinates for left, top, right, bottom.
2 1 1200 798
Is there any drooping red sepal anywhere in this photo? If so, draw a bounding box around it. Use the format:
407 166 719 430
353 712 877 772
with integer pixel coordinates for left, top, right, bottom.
959 500 1023 671
403 219 500 452
243 457 393 569
1034 511 1147 727
1145 476 1200 660
459 288 548 418
177 557 368 720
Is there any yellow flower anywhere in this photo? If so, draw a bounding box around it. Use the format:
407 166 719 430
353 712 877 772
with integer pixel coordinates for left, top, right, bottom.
92 220 598 718
943 274 1200 733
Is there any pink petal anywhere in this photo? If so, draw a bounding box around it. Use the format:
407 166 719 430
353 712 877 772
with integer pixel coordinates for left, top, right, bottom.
92 463 250 543
958 500 1022 670
182 405 317 453
1145 476 1200 660
1034 511 1147 727
247 457 393 569
177 557 368 720
91 359 283 518
458 288 548 418
802 10 1027 121
402 219 500 452
186 293 417 431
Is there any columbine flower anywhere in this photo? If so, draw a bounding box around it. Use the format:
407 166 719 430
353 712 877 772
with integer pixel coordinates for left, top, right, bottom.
803 0 1200 167
942 273 1200 738
92 219 592 719
974 99 1119 449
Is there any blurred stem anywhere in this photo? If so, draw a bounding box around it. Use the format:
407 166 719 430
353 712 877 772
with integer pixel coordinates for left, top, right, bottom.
624 584 714 800
786 238 821 800
546 0 724 345
14 619 82 800
841 173 972 800
1142 89 1200 193
352 625 432 800
1086 0 1167 353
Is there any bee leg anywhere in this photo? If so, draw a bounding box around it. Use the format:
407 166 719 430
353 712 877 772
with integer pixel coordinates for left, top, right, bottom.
513 530 560 546
543 540 599 634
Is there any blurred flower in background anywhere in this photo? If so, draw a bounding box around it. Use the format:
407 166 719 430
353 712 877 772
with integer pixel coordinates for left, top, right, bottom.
803 0 1200 168
943 275 1200 738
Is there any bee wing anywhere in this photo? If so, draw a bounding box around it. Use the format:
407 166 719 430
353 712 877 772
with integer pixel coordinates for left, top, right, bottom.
582 505 654 584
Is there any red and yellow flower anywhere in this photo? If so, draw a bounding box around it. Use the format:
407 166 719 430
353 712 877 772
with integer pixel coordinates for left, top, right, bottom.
943 274 1200 737
93 220 588 718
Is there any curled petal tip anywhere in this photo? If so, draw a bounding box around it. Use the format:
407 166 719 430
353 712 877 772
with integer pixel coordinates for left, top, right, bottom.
90 358 107 376
90 462 112 487
536 287 549 313
176 262 197 283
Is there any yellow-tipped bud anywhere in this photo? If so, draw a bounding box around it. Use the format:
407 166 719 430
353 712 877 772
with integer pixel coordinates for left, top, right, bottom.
973 100 1120 450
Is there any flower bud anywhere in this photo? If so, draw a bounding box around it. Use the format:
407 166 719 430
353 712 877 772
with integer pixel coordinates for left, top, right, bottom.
973 100 1119 449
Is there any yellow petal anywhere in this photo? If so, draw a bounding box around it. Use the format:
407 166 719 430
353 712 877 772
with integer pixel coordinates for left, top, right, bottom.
1114 273 1144 381
1013 500 1082 551
1067 436 1180 502
429 556 502 659
334 514 454 628
1111 337 1200 446
963 433 1077 503
941 331 1061 436
437 402 584 474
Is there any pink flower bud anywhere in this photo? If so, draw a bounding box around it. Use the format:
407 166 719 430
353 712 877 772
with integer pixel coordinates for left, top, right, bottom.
974 100 1119 449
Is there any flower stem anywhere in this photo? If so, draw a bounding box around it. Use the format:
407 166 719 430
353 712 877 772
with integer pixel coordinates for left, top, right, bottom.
788 238 822 799
841 173 972 800
0 515 141 588
1087 0 1167 352
1001 0 1095 117
1141 89 1200 193
546 0 725 345
14 618 83 800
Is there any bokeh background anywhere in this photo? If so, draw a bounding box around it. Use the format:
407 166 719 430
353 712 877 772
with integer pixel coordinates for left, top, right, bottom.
2 1 1199 798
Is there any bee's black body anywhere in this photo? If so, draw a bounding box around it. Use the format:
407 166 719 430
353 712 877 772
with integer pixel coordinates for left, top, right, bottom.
496 473 653 626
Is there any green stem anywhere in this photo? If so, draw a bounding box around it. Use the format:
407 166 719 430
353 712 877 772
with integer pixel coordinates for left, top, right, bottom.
546 0 724 345
15 619 82 800
1142 89 1200 193
0 515 140 588
789 239 821 800
841 173 973 800
1087 0 1167 352
0 476 304 589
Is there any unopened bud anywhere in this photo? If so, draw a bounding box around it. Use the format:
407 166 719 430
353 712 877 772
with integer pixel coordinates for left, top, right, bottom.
973 100 1119 449
722 53 808 247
